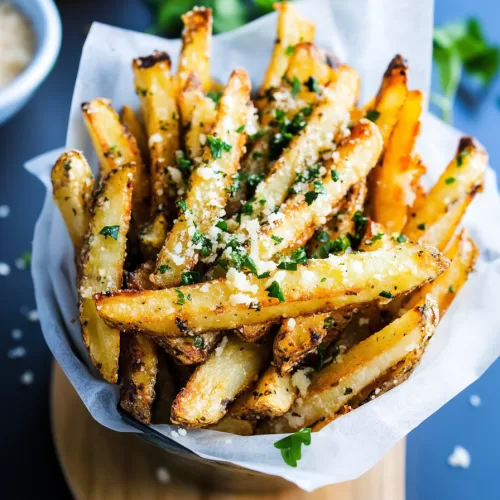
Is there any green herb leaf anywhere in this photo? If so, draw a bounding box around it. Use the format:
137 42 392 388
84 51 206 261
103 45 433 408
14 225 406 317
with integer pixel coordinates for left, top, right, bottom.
379 290 394 299
274 428 312 467
157 264 170 274
448 285 455 293
417 223 426 230
63 162 72 171
396 234 407 243
291 76 301 98
271 235 284 245
323 317 334 329
277 261 297 271
175 288 186 305
216 220 229 232
236 125 245 133
177 199 188 214
365 109 380 122
331 169 340 182
207 135 232 159
207 91 223 103
193 336 205 348
457 149 469 166
181 271 201 285
266 281 285 302
445 177 456 184
305 76 319 93
99 225 120 240
285 45 295 56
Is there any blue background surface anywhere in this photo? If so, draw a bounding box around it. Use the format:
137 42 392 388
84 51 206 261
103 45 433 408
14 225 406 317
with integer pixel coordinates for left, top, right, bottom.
0 1 498 498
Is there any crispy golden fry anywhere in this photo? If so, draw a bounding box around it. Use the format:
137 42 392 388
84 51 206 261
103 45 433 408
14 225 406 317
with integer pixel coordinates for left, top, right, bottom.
257 2 315 107
273 312 353 376
95 244 449 337
230 366 297 419
171 335 270 427
137 212 168 259
308 182 367 258
178 7 212 93
358 219 393 251
209 416 256 436
120 105 149 163
119 334 158 424
81 98 149 224
404 137 487 251
284 42 332 87
133 52 179 212
405 230 478 314
262 296 438 433
178 74 217 162
51 150 93 252
369 55 409 145
79 164 134 383
250 66 360 217
350 97 376 123
151 69 252 288
257 119 382 259
237 322 275 343
371 90 424 233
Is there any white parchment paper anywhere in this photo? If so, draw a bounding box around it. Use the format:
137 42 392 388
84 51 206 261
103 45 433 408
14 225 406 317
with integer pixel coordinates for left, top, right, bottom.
27 0 500 491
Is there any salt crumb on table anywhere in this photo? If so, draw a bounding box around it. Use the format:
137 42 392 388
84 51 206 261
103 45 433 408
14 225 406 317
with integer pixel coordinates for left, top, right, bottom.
447 446 471 469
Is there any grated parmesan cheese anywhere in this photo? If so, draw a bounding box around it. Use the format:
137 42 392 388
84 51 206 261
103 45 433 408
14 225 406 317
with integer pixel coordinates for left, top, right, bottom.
215 336 228 356
291 367 314 397
447 446 471 469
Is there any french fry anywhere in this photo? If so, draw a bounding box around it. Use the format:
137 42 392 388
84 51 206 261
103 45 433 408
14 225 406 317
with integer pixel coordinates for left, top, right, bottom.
177 7 212 93
151 69 252 288
283 42 332 88
94 244 449 337
273 312 353 376
229 366 297 419
79 164 134 383
120 105 149 163
371 90 424 233
119 334 158 424
262 296 439 433
51 150 93 253
171 335 270 427
136 212 168 259
256 119 382 259
81 98 149 224
133 52 180 212
237 322 275 343
257 2 315 107
404 137 487 251
209 416 256 436
250 65 360 216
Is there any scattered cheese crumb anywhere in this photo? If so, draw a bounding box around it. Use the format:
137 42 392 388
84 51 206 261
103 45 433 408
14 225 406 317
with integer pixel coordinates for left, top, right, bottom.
287 318 296 329
178 428 187 436
469 394 481 407
447 446 471 469
215 336 228 357
170 430 179 438
155 466 171 484
226 268 257 294
0 205 10 218
20 370 34 385
225 438 232 444
291 367 314 397
11 328 22 340
229 293 255 306
27 309 39 322
7 346 26 359
148 133 162 145
0 262 10 276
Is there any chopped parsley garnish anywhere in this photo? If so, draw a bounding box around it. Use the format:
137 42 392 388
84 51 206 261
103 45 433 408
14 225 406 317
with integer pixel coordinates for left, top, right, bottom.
242 202 253 216
379 290 394 299
175 289 186 305
445 176 456 184
448 285 455 293
313 235 351 258
305 76 319 93
291 76 301 98
271 235 284 245
216 220 229 232
331 169 340 182
193 336 205 348
417 223 426 230
457 149 469 166
207 91 223 104
104 145 121 159
317 231 330 243
192 230 212 257
396 234 408 243
157 264 170 274
99 225 120 240
365 109 381 122
181 271 201 285
274 428 311 467
207 135 232 159
350 211 368 248
177 154 192 179
177 199 188 214
250 128 268 141
266 281 285 302
247 173 265 187
289 246 308 264
365 232 385 245
236 125 245 133
277 261 297 271
285 45 295 56
135 86 148 96
323 317 334 329
63 162 72 171
304 181 326 205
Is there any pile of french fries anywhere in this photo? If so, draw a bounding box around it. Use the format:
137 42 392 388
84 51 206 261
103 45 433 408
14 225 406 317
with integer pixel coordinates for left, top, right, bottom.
51 4 486 435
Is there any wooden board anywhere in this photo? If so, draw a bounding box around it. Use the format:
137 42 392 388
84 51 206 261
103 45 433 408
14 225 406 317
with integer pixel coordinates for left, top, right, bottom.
50 362 405 499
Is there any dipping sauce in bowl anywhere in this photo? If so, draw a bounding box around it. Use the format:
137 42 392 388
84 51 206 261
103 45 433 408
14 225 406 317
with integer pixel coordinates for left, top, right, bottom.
0 3 35 88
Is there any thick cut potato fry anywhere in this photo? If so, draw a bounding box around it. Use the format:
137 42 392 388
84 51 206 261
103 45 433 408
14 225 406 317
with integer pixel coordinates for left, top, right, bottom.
358 219 393 251
137 212 168 259
81 98 149 224
237 322 275 343
250 66 360 216
405 230 478 314
51 150 93 252
133 52 179 212
120 105 149 163
369 55 409 145
209 416 256 436
171 335 270 427
178 7 212 93
79 164 134 383
95 244 448 337
263 296 438 433
119 334 158 424
371 91 423 233
308 182 367 258
404 137 487 251
274 312 353 376
229 366 297 419
257 2 315 106
284 42 332 87
257 119 382 259
178 74 217 162
151 69 252 288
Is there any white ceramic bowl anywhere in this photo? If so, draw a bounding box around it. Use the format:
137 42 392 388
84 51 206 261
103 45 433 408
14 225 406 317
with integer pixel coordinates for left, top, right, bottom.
0 0 62 125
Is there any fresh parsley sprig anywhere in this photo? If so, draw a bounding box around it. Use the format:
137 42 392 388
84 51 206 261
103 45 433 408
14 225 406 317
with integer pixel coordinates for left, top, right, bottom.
274 428 312 467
